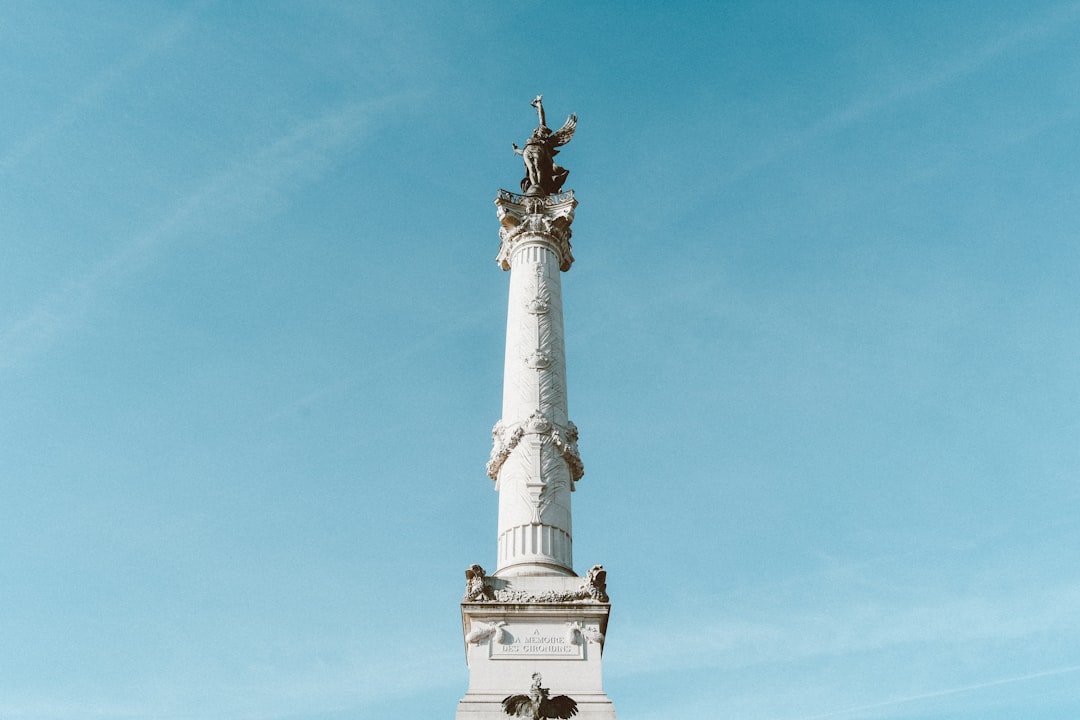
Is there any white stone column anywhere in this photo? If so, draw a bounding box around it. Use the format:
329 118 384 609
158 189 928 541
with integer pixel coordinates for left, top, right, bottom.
487 191 583 578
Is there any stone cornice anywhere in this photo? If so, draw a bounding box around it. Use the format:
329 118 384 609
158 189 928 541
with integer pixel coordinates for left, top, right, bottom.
494 189 577 271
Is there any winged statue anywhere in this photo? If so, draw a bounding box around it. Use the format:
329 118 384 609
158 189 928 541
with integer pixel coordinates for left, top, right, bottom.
512 95 577 196
502 673 578 720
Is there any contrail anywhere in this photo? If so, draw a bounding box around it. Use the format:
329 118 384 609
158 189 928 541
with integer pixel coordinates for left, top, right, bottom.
720 1 1080 186
792 664 1080 720
0 98 387 371
0 2 207 175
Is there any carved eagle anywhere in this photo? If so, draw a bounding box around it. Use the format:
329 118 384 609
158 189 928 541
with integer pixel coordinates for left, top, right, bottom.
502 674 578 720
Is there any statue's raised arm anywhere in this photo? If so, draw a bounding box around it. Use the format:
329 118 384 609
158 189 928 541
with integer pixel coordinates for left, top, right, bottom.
531 95 546 128
513 96 577 196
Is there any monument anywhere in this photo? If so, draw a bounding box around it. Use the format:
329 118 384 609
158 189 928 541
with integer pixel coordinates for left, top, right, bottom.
456 97 617 720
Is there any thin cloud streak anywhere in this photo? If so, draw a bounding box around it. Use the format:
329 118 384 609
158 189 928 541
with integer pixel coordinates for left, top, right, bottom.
0 1 207 175
260 304 491 425
610 578 1080 676
720 1 1080 186
791 664 1080 720
0 98 395 372
0 646 462 720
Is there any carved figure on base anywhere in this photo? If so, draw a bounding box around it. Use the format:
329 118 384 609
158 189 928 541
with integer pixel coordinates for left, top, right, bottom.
512 95 577 196
464 564 495 601
502 673 578 720
582 564 608 602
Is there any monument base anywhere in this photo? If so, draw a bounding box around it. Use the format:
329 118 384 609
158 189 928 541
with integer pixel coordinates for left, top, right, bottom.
457 575 616 720
456 693 616 720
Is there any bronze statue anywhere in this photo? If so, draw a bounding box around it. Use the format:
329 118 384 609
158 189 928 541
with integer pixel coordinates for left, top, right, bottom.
512 95 577 196
502 673 578 719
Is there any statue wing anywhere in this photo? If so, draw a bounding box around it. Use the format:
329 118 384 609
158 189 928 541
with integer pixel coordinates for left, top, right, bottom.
549 113 577 148
540 695 579 719
502 694 533 717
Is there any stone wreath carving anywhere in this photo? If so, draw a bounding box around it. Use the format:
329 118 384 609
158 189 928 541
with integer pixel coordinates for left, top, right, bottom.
486 415 583 483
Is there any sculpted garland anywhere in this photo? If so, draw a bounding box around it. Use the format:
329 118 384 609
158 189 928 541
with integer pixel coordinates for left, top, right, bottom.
462 564 608 604
487 415 583 485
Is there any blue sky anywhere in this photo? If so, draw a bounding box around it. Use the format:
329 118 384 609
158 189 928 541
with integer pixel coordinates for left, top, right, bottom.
2 2 1079 719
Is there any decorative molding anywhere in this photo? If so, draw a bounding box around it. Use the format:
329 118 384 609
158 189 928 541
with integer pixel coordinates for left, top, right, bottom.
490 565 609 604
498 189 575 206
495 191 577 272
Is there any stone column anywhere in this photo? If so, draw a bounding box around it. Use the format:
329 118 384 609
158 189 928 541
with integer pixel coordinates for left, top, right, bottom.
487 190 583 578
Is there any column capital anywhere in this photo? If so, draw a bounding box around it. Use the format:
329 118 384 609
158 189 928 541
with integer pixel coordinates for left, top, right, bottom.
494 190 577 271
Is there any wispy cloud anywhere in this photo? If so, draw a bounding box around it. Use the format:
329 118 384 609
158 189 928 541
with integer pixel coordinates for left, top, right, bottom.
0 1 206 176
721 1 1080 186
0 96 405 372
0 644 461 720
791 664 1080 720
607 554 1080 720
613 577 1080 676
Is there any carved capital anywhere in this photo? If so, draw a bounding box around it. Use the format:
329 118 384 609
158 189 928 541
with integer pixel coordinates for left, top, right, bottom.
495 190 577 271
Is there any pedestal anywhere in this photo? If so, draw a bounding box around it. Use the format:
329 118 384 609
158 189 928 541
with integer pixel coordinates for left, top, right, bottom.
456 574 616 720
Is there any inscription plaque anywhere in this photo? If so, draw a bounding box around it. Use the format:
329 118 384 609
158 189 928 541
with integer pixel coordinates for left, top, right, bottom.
490 626 584 660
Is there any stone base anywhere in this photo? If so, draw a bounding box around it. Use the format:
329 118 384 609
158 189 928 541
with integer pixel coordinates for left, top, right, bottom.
457 577 615 720
457 693 616 720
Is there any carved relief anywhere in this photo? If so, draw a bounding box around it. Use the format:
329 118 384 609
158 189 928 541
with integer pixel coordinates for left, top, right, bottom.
551 421 584 483
566 621 605 646
581 564 608 602
526 297 550 314
525 349 552 369
487 421 524 481
466 620 507 644
524 411 551 434
464 564 496 601
526 262 551 314
490 565 609 603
